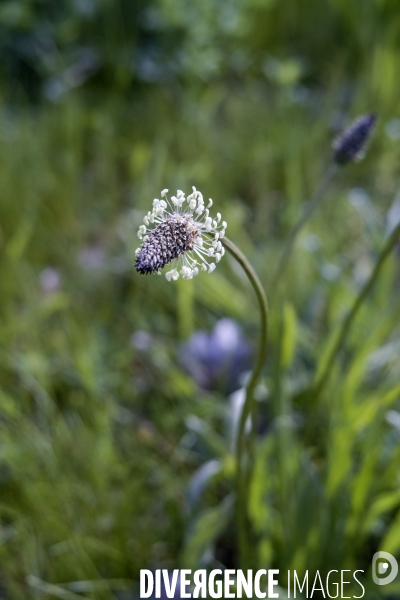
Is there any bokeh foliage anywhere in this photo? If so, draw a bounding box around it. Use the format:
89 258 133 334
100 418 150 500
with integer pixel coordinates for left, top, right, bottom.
1 0 400 598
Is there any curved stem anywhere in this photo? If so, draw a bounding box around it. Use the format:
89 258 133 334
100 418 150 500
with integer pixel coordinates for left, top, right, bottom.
271 163 338 295
314 220 400 399
222 236 269 568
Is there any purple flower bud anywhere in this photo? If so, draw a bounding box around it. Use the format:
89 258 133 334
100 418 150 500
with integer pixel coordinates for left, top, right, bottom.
333 113 377 165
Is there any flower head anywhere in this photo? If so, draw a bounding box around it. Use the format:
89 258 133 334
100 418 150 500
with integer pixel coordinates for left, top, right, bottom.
135 187 227 280
333 113 377 165
180 318 252 391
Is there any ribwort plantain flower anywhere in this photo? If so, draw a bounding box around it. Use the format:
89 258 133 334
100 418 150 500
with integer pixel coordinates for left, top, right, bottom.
333 113 377 165
135 187 227 280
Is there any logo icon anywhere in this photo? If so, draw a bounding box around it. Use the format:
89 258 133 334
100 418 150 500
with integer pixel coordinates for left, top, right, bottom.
372 551 398 585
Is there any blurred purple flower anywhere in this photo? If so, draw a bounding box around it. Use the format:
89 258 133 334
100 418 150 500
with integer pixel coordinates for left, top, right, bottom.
180 318 252 392
131 330 152 351
386 193 400 235
78 245 106 270
386 193 400 255
39 267 61 295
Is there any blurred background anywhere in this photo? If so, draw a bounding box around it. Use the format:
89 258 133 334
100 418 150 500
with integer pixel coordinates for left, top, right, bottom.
1 0 400 598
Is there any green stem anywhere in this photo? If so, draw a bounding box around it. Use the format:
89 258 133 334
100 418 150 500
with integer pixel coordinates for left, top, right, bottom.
314 220 400 399
222 236 269 568
271 163 338 295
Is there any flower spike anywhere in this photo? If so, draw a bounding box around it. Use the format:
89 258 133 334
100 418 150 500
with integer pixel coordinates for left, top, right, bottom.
333 113 377 165
135 187 227 281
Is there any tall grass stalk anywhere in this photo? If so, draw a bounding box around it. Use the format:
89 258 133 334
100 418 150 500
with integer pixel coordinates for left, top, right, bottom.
222 237 269 568
314 220 400 399
271 164 338 295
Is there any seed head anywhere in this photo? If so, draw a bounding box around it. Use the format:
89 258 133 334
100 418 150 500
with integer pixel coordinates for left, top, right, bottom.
333 113 377 165
136 215 200 274
135 187 227 281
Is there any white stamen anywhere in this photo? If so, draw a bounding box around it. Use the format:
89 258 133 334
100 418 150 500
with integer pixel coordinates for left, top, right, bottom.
172 195 184 207
181 266 192 279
